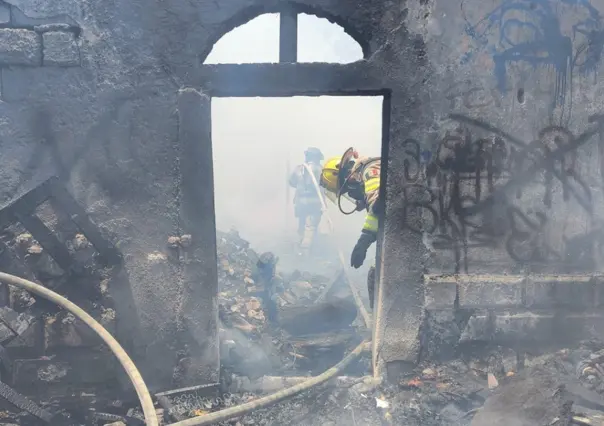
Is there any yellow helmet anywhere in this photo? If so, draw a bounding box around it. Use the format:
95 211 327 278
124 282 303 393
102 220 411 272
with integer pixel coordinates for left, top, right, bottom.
320 157 341 194
320 148 359 195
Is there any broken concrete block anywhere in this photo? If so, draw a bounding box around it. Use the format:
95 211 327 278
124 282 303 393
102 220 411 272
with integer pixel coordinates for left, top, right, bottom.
12 351 118 395
45 309 115 349
459 276 524 308
42 31 79 66
0 29 41 66
0 307 36 337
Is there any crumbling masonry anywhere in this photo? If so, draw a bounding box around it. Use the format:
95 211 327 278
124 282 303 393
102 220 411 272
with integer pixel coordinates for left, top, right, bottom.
2 0 604 393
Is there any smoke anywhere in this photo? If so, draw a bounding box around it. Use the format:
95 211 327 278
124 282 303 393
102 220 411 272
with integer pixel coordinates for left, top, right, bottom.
212 96 383 253
208 12 383 279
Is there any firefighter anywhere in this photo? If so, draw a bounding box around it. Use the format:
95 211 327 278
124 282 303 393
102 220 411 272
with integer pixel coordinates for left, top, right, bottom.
320 147 381 309
288 147 325 254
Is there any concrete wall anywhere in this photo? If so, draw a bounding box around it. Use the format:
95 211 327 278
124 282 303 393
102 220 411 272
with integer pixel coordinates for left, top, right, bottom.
0 0 216 390
399 0 604 376
3 0 604 386
409 0 604 276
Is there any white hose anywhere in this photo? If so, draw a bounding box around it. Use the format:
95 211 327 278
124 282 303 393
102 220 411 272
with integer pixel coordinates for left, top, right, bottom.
0 271 158 426
167 340 370 426
301 164 372 328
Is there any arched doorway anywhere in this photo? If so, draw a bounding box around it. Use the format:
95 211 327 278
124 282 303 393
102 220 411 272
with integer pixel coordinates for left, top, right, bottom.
177 3 393 383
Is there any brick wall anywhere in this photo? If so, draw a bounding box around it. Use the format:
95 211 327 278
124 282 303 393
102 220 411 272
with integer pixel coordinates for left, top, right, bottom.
0 2 80 68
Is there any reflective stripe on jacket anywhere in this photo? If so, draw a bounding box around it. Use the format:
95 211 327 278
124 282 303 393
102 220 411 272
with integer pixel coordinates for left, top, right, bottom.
358 158 381 234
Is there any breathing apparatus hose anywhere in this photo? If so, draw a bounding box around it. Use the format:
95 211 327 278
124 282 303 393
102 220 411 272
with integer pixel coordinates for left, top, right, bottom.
301 164 372 328
167 340 370 426
0 271 158 426
337 190 358 215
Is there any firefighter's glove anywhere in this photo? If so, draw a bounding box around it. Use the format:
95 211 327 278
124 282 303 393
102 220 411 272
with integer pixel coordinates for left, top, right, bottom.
351 231 377 269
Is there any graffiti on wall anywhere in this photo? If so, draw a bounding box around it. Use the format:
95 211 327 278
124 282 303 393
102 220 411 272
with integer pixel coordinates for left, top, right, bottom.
461 0 604 109
400 112 604 272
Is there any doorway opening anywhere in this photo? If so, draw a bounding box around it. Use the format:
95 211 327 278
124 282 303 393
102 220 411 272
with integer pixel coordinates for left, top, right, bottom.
211 95 384 280
210 94 388 375
201 5 390 377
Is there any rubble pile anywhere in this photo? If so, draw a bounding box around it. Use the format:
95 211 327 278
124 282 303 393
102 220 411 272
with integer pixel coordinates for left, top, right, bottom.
215 229 363 378
216 229 331 316
0 185 141 425
6 220 604 426
179 341 604 426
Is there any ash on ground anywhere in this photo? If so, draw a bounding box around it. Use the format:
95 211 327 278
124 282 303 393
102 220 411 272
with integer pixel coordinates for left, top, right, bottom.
2 227 604 426
162 341 604 426
161 231 604 426
215 229 367 378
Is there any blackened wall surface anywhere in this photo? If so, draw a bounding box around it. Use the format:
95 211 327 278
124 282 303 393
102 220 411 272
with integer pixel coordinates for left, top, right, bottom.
407 0 604 276
403 0 604 373
0 0 425 386
4 0 604 386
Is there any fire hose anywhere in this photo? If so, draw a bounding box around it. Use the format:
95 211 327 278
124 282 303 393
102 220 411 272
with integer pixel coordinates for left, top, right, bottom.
0 271 159 426
0 271 372 426
169 165 374 425
168 340 370 426
0 166 374 425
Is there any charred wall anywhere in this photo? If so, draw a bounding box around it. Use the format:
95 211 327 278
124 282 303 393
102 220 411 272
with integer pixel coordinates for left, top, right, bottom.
2 0 604 388
401 0 604 375
0 0 425 389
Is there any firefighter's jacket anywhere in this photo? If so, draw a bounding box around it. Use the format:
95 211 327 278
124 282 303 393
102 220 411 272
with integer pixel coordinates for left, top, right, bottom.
351 157 382 236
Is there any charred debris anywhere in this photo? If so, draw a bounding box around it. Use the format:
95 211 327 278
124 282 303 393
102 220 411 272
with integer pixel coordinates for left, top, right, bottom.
0 181 602 425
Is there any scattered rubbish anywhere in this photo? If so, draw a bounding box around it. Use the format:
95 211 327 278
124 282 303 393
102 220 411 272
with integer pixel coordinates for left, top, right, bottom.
422 368 437 380
487 373 499 389
376 397 390 409
216 229 362 376
2 222 604 425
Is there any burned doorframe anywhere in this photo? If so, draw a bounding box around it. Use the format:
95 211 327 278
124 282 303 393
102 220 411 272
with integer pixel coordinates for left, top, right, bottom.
173 0 431 383
178 61 392 368
182 9 395 376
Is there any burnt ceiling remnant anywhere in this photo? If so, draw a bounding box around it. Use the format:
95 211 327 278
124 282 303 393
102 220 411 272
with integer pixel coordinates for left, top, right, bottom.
1 0 604 417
